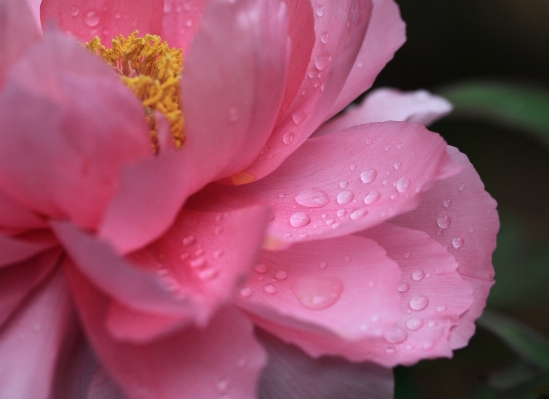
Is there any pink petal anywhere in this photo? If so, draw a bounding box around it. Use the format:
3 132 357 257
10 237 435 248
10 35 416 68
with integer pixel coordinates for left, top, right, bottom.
0 269 78 399
241 0 374 181
316 88 453 137
188 122 460 248
329 0 406 115
0 230 58 268
66 264 266 399
238 234 402 345
0 248 60 327
87 367 126 399
0 189 46 230
40 0 163 43
105 205 271 342
257 329 394 399
161 0 208 54
0 0 40 87
390 146 498 349
182 0 289 184
0 28 151 230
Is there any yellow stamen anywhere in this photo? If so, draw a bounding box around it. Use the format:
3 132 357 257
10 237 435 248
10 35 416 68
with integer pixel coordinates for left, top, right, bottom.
85 31 184 152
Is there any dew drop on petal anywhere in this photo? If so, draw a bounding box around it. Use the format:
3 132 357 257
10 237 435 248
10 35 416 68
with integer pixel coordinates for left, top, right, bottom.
282 132 294 144
451 236 464 249
437 305 447 312
404 252 411 259
360 168 377 183
274 270 288 280
350 208 368 220
239 287 252 298
339 180 349 189
254 263 268 274
292 275 343 310
84 10 100 27
436 212 451 229
315 5 326 16
290 212 311 227
314 54 330 70
443 198 452 208
405 317 424 331
364 191 381 205
409 295 429 311
320 31 329 43
70 6 79 16
291 111 306 125
384 327 408 344
336 190 354 204
216 379 229 394
264 284 277 294
182 235 195 246
396 177 411 193
294 188 329 208
411 269 425 281
319 261 328 269
397 281 410 292
197 267 218 281
336 209 346 218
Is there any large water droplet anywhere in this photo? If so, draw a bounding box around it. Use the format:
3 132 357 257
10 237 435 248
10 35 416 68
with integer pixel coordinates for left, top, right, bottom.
336 190 354 204
264 284 277 294
364 191 381 205
336 209 346 218
254 263 268 274
350 208 368 220
275 270 288 280
282 132 294 144
315 5 326 16
314 54 331 70
294 188 329 208
436 212 451 229
290 212 311 227
409 295 429 311
384 327 408 344
320 31 329 43
70 6 79 16
411 270 425 281
396 177 411 193
360 168 377 183
292 275 343 310
451 236 464 249
291 111 306 125
405 317 424 331
239 287 252 298
84 10 100 27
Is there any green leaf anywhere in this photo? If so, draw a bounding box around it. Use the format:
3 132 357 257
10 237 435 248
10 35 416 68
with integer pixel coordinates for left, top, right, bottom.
438 81 549 146
478 309 549 371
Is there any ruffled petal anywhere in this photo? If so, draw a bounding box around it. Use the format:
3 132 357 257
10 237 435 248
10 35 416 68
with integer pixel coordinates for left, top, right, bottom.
316 88 453 137
0 0 40 86
0 230 58 268
161 0 208 53
391 146 498 349
40 0 163 43
242 0 374 181
0 189 46 231
329 0 406 114
0 248 60 327
182 0 289 184
187 122 460 248
0 28 151 230
257 329 394 399
66 263 266 399
0 269 78 399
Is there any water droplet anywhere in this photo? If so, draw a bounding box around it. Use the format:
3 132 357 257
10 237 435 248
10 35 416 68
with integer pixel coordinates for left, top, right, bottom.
423 342 434 350
459 183 465 191
405 317 424 331
336 209 346 217
436 212 451 229
350 208 368 220
278 192 285 198
350 163 357 170
319 261 328 269
70 6 79 16
325 218 335 225
443 199 452 208
292 275 343 310
385 347 396 354
182 235 196 246
263 284 277 294
396 177 411 193
451 236 464 249
382 179 389 185
289 212 311 227
469 226 476 233
339 180 349 189
394 162 402 170
272 270 288 281
294 188 329 208
314 54 330 70
409 295 429 311
437 305 447 312
360 168 377 183
336 190 354 204
320 31 329 43
282 132 294 144
197 267 218 281
239 287 252 298
189 257 207 268
260 145 269 155
214 226 224 235
291 111 306 125
228 107 238 122
213 249 224 258
254 263 268 274
184 1 193 11
404 252 411 259
412 270 425 281
195 248 205 257
217 379 229 394
397 281 410 292
384 327 408 344
364 191 381 205
315 5 326 16
113 10 122 19
428 320 437 328
185 18 193 27
390 193 399 200
84 10 100 27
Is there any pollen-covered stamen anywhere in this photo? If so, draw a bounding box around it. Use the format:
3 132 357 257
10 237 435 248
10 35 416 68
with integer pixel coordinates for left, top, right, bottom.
85 31 184 152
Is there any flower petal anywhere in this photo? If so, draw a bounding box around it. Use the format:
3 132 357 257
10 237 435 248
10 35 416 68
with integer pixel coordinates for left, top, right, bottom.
0 189 46 231
0 0 40 86
329 0 406 114
86 367 126 399
257 329 394 399
104 205 271 342
40 0 163 43
182 0 289 184
390 146 498 349
0 230 58 268
242 0 374 181
316 88 453 137
66 263 267 399
188 122 460 248
161 0 208 54
0 269 78 399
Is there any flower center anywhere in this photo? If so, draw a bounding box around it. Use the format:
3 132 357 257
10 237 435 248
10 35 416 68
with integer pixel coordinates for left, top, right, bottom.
85 31 184 152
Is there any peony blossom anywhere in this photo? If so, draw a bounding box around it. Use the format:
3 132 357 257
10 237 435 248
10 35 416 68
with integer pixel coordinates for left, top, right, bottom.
0 0 498 398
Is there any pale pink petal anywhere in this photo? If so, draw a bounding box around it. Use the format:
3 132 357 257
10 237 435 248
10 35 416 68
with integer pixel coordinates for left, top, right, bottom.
161 0 208 53
0 29 151 230
0 189 46 230
87 367 126 399
316 88 453 137
105 205 271 342
238 234 402 345
329 0 406 114
66 264 266 399
257 329 394 399
182 0 289 184
0 248 60 327
391 146 498 349
187 122 460 248
40 0 163 43
0 0 40 86
242 0 374 181
0 269 78 399
0 230 58 268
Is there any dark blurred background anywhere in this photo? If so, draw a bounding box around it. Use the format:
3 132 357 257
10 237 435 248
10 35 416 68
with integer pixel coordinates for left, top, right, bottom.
371 1 549 398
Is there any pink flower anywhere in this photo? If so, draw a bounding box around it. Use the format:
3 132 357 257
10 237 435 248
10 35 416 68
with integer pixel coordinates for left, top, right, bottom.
0 0 498 398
